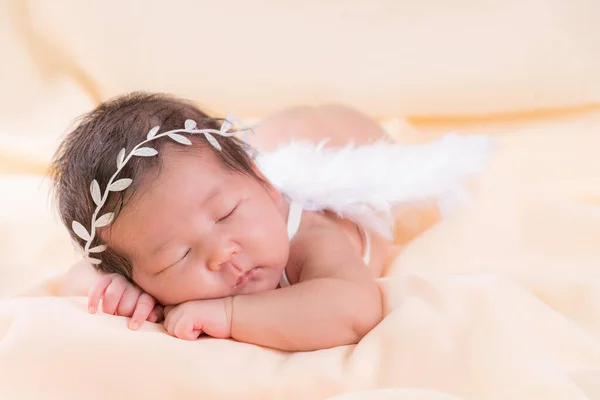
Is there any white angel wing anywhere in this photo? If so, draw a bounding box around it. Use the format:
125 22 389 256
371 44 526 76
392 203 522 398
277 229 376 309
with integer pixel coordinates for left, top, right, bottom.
255 133 495 240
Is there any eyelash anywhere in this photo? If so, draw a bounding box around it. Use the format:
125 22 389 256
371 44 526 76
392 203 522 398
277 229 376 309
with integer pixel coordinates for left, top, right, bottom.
160 248 190 274
217 204 237 223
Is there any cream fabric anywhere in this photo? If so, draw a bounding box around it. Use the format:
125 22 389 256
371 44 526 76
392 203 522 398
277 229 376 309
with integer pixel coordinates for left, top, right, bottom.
1 110 599 399
2 2 600 398
3 0 600 120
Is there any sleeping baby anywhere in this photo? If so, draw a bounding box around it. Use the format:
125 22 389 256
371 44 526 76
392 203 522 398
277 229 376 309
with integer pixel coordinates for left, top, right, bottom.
52 92 491 351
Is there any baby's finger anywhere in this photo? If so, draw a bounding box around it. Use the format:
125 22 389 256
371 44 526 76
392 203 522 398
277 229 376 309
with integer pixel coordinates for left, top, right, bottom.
87 275 113 314
164 305 173 318
164 311 176 337
164 307 184 337
117 285 142 317
128 293 155 330
174 317 199 341
192 328 203 339
148 304 164 323
102 279 127 316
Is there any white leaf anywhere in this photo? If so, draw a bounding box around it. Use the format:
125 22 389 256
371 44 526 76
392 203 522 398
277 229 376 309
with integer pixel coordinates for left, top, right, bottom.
220 130 238 137
220 119 233 133
90 180 101 206
184 119 197 130
87 257 102 265
117 148 126 169
88 245 107 253
204 132 222 151
109 178 132 191
94 212 115 228
72 220 91 242
168 133 192 145
147 126 160 140
133 147 158 157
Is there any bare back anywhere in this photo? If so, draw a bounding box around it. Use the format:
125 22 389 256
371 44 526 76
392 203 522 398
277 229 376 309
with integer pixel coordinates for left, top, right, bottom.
255 105 391 280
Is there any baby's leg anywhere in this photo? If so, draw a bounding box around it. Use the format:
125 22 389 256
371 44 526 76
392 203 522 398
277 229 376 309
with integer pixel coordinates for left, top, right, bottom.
254 104 389 152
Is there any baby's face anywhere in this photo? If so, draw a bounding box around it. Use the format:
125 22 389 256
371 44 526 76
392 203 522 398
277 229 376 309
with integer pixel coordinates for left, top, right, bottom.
106 147 290 305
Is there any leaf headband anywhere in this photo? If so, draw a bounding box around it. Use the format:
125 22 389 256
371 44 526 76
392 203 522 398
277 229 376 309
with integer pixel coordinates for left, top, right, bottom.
71 115 252 265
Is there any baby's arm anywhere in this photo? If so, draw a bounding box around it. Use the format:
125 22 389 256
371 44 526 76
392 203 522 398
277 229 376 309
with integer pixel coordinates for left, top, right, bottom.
230 228 382 350
165 229 382 350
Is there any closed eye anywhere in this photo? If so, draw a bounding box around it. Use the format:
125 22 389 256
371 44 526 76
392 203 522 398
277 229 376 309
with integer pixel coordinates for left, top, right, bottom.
157 248 190 276
217 204 237 223
179 248 191 262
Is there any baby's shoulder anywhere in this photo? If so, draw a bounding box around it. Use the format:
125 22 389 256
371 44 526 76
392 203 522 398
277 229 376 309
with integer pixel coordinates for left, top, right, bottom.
287 209 389 281
293 211 350 246
288 212 340 259
286 212 360 274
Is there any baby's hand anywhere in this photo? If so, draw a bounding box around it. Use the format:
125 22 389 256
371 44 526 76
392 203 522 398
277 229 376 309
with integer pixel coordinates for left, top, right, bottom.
88 273 163 330
164 298 232 341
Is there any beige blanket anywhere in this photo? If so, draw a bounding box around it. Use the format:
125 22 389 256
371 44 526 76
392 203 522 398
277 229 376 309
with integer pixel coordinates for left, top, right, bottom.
1 110 599 399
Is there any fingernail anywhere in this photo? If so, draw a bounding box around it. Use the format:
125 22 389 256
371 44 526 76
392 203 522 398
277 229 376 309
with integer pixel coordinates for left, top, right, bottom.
88 306 96 314
130 321 140 330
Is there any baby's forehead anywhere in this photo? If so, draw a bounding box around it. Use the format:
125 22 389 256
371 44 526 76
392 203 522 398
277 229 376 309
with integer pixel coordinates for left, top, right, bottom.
160 143 225 171
138 146 224 189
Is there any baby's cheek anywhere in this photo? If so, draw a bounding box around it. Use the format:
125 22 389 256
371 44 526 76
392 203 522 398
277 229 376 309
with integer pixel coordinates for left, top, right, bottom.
244 214 274 242
147 273 196 305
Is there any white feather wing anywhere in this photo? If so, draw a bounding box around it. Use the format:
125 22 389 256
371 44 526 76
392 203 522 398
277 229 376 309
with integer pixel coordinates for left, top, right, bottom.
255 133 495 240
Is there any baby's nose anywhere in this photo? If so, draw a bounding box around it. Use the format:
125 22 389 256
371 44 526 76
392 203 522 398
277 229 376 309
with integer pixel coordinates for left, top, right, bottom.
207 245 238 271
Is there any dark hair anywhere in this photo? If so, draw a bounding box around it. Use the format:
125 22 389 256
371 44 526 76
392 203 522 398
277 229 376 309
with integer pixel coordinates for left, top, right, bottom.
50 92 261 280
